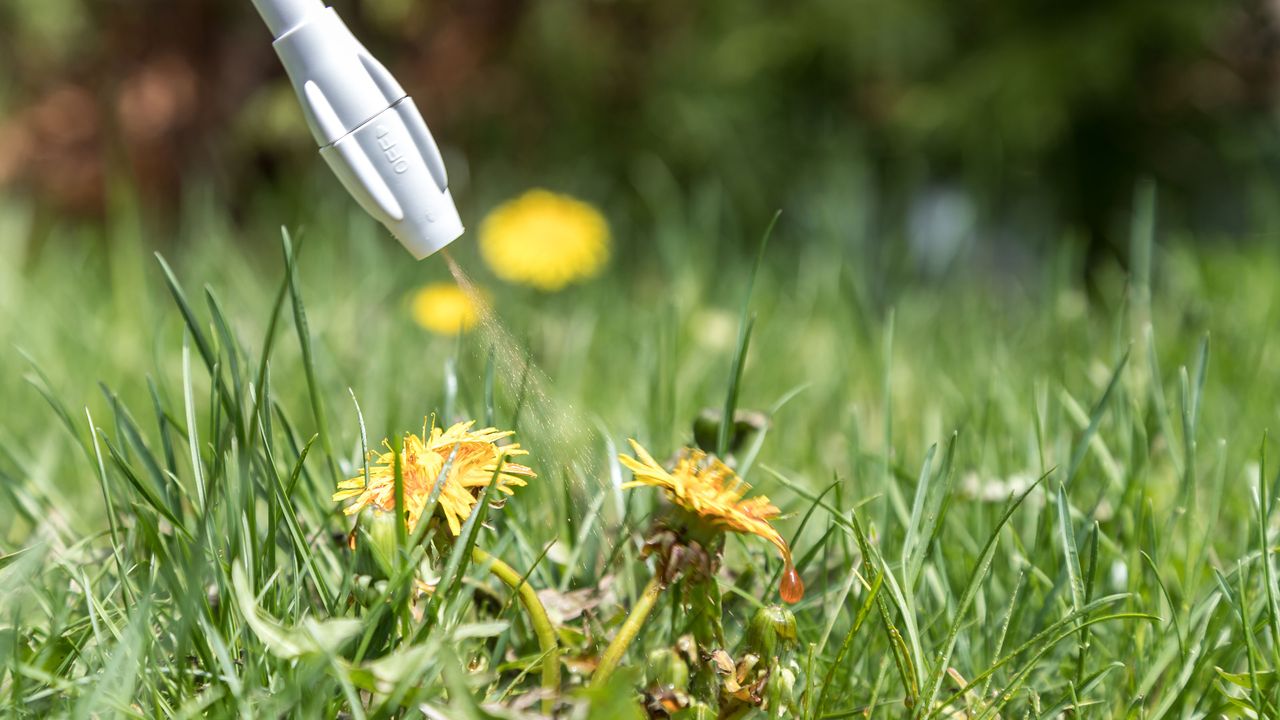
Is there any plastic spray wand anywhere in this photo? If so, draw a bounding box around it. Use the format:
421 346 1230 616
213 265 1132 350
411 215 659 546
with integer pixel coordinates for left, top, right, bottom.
249 0 464 259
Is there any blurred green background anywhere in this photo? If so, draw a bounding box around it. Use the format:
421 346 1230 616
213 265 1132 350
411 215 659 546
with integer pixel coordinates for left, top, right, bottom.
3 0 1279 273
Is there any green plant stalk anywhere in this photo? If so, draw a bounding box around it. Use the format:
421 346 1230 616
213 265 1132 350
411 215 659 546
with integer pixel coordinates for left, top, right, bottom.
472 547 560 714
591 574 665 690
686 578 725 711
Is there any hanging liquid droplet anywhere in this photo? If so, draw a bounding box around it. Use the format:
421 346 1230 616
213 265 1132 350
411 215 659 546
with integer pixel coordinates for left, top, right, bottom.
780 563 805 604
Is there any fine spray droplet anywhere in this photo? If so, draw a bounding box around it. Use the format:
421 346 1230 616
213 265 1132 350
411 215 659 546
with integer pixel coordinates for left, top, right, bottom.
780 563 805 604
427 249 599 486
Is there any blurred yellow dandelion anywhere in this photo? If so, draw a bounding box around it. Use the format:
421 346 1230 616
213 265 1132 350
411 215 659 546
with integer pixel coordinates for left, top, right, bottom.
334 420 534 536
479 189 610 291
619 440 805 603
410 282 478 335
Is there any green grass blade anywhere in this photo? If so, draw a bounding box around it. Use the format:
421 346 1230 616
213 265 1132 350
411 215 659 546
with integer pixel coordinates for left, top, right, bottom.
917 471 1047 717
1065 349 1129 487
282 229 339 484
717 210 778 457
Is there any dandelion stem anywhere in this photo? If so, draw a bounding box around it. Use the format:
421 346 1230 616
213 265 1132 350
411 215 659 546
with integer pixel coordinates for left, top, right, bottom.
591 574 665 690
472 547 560 714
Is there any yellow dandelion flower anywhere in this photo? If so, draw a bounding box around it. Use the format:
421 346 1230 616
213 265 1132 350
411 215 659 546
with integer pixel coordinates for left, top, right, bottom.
334 420 535 536
479 189 610 291
619 439 805 603
410 282 478 335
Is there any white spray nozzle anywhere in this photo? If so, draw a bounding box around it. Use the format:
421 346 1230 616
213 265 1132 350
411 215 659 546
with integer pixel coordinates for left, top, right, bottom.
250 0 463 259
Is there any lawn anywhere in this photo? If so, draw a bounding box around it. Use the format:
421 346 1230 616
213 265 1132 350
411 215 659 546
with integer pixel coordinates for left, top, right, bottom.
2 185 1279 718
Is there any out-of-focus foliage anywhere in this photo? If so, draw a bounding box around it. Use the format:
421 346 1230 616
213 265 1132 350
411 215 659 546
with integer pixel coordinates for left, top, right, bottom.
1 0 1277 256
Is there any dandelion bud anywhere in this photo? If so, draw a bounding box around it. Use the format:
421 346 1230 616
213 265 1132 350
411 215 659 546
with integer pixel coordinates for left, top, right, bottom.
645 647 690 691
354 508 400 580
692 408 768 460
741 604 798 660
765 661 798 712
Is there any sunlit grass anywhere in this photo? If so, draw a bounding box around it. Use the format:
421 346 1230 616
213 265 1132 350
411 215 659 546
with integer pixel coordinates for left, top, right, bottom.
3 187 1280 717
